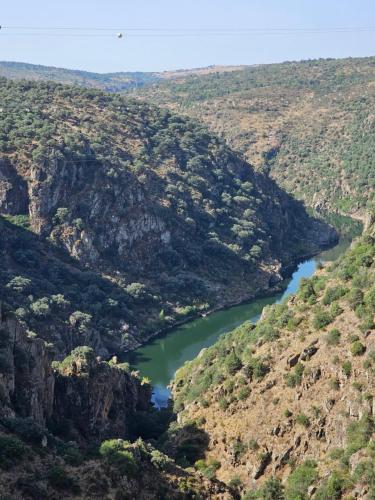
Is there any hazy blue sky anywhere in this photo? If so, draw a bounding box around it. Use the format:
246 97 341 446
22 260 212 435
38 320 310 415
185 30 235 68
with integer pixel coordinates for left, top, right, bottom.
1 0 375 72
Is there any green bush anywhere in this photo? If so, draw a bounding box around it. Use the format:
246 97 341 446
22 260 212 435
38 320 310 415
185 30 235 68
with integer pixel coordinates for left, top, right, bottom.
314 470 346 500
351 340 366 356
296 413 310 428
219 397 229 410
285 460 318 499
285 362 304 388
232 439 247 461
150 449 173 471
243 476 284 499
99 439 137 476
194 458 220 479
1 417 45 444
30 297 50 317
347 287 364 310
312 308 332 329
245 357 269 380
322 286 347 305
225 351 242 375
325 328 341 346
237 386 251 400
342 361 352 377
346 415 375 455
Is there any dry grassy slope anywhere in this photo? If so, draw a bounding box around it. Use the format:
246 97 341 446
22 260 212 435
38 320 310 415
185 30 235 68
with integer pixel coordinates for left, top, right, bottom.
132 57 375 216
172 221 375 497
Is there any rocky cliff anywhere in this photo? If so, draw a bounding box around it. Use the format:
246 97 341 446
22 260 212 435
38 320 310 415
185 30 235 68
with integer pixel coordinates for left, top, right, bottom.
0 303 235 499
0 302 150 440
0 78 336 356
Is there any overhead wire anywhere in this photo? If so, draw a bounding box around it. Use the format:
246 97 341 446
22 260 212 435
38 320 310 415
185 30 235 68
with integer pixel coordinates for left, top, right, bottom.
0 25 375 37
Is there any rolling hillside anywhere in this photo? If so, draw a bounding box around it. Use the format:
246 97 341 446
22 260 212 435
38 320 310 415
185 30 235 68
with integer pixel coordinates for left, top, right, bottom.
132 56 375 216
0 78 335 357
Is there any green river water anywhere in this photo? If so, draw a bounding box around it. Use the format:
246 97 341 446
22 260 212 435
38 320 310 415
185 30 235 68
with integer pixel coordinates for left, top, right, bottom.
127 223 361 407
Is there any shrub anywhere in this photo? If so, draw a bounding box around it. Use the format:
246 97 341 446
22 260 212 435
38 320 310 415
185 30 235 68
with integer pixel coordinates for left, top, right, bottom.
245 357 269 380
225 351 242 375
298 279 315 302
285 362 304 388
314 471 346 500
62 446 84 466
194 458 220 479
99 439 137 476
351 340 366 356
346 415 375 455
232 439 246 461
296 413 310 428
322 286 347 305
312 308 332 329
348 287 364 310
6 275 32 293
0 436 25 469
330 378 340 390
330 302 343 319
285 460 318 499
325 328 341 346
53 207 69 224
248 438 259 451
259 477 284 500
228 476 242 490
342 361 352 377
125 282 147 300
30 298 50 317
238 386 251 400
69 311 92 333
150 449 173 471
219 397 229 410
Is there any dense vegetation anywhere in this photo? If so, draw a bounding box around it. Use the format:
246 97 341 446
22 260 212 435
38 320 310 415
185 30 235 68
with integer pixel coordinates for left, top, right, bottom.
133 56 375 214
0 77 332 355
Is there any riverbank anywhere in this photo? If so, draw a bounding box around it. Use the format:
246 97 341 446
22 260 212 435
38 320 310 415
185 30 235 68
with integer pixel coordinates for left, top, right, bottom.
125 223 341 354
127 227 360 407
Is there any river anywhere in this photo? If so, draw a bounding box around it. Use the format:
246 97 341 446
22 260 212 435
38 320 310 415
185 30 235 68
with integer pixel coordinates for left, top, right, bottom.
127 224 360 408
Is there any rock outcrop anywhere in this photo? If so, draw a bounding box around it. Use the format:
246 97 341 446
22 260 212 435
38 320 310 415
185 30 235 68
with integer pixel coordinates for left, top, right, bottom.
0 303 151 440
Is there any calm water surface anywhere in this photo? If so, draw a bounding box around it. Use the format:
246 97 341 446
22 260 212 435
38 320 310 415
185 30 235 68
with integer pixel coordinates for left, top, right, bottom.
127 236 355 407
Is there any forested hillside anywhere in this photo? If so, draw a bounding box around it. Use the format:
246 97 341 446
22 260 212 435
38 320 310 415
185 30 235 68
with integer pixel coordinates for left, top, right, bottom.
172 217 375 498
0 78 335 356
0 61 245 92
132 56 375 216
0 61 158 91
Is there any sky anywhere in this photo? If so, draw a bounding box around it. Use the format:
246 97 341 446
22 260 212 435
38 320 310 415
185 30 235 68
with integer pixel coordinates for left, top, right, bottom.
1 0 375 73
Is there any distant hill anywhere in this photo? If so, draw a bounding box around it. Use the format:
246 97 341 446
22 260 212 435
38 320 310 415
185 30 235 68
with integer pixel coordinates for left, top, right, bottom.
0 61 247 92
0 61 158 91
132 56 375 216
